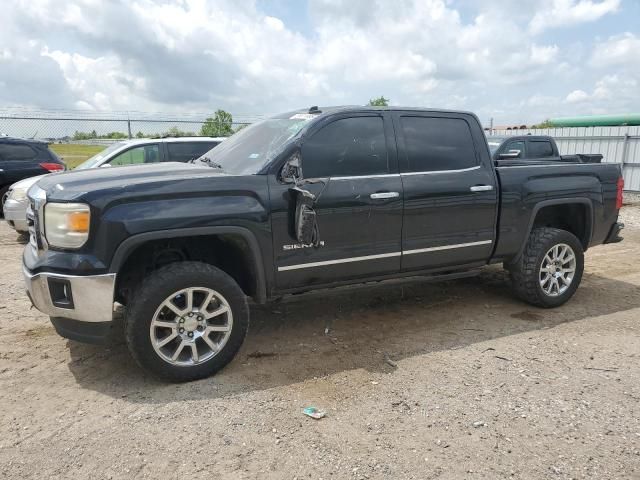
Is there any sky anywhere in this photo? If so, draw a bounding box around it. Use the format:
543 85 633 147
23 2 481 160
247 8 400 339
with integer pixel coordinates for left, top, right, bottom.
1 0 639 125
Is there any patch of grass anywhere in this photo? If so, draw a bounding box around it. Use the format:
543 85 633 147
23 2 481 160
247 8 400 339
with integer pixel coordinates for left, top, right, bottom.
49 144 107 169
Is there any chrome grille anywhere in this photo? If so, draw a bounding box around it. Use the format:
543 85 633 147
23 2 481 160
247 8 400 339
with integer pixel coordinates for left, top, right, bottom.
26 202 38 249
26 185 47 255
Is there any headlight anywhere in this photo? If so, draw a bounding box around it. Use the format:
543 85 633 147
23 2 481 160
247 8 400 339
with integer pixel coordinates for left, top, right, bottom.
44 203 90 249
8 187 28 202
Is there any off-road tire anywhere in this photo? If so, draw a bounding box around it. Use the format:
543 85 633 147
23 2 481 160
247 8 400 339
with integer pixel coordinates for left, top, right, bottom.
125 261 249 382
509 227 584 308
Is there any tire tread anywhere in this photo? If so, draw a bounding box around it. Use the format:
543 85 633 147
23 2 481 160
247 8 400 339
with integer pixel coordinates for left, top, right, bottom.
510 227 584 308
125 261 248 382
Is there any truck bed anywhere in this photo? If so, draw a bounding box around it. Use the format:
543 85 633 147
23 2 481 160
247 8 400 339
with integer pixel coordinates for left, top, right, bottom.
491 161 622 262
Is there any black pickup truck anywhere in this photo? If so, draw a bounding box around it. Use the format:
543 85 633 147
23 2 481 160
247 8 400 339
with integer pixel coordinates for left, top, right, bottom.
487 134 603 164
23 106 625 381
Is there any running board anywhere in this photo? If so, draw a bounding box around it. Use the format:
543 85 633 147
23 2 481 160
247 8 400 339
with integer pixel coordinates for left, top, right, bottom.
277 268 483 302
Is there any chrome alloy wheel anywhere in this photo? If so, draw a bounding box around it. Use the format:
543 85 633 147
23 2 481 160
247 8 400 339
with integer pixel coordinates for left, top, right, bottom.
150 287 233 366
539 243 577 297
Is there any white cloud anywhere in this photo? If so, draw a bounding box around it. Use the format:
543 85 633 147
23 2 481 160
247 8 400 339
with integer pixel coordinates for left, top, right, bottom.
564 75 637 114
529 0 620 34
590 32 640 67
0 0 638 125
565 89 590 103
530 44 559 64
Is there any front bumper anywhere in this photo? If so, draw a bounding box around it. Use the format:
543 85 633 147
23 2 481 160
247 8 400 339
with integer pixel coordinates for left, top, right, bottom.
3 197 29 233
23 266 116 325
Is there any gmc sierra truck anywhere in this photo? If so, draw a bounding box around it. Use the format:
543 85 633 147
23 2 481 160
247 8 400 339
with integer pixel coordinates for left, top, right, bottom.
23 106 625 382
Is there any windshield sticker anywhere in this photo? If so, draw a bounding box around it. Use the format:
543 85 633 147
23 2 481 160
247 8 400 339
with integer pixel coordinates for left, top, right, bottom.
249 153 260 159
290 113 315 120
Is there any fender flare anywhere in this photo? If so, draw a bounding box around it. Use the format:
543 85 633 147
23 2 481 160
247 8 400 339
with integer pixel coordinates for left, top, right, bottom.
512 198 594 262
109 226 267 303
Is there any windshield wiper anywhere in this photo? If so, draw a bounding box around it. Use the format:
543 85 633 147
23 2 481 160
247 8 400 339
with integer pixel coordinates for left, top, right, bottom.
191 156 223 169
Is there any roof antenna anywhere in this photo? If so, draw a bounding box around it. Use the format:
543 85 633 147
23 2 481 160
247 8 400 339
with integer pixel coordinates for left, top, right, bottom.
308 106 322 114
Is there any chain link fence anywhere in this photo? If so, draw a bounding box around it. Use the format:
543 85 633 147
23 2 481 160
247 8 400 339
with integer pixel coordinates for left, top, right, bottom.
0 108 261 143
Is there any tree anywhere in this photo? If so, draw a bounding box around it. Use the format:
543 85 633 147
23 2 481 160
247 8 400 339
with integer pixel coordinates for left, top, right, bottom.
532 119 553 129
160 126 195 137
104 131 128 139
135 131 145 138
368 96 390 107
200 109 234 137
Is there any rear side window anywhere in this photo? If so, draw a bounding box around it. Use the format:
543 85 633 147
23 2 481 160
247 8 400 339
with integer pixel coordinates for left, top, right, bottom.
400 116 477 172
109 144 160 166
0 143 37 161
166 142 219 162
528 140 554 158
302 116 388 178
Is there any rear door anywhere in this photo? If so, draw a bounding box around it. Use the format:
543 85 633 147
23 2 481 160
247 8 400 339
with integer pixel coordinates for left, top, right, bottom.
394 113 498 271
165 141 220 163
0 142 44 186
270 113 403 290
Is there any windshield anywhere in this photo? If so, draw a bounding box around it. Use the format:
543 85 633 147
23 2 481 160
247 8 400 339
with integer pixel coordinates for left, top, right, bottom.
486 137 506 154
195 116 313 174
75 142 128 169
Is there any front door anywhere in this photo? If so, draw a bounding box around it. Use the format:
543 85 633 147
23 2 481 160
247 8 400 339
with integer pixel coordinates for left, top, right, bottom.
270 113 403 290
393 113 498 272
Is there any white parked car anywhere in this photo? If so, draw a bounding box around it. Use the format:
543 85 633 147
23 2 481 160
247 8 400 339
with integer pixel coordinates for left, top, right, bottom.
2 136 225 234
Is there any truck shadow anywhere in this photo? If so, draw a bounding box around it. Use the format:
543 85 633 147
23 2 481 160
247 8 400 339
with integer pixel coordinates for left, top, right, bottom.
66 266 640 402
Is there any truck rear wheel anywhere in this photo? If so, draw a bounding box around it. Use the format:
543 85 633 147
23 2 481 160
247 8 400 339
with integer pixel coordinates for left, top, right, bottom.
125 261 249 382
509 227 584 308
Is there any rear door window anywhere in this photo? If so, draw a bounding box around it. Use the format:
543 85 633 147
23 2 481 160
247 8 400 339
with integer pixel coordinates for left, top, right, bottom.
0 143 37 161
109 144 160 166
528 140 554 158
166 142 219 162
399 116 477 172
302 116 388 178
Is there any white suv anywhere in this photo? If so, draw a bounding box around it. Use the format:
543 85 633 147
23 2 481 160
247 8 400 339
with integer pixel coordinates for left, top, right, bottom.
3 136 225 234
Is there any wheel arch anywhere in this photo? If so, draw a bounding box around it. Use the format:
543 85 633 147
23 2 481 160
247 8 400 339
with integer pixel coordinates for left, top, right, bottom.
110 226 267 304
513 198 593 263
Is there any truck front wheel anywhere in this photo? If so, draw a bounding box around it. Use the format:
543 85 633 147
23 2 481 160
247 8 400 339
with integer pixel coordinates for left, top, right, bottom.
509 227 584 308
125 261 249 382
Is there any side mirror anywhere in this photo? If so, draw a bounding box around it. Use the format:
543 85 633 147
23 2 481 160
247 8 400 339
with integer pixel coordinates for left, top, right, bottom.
291 186 318 245
498 149 521 159
281 152 302 184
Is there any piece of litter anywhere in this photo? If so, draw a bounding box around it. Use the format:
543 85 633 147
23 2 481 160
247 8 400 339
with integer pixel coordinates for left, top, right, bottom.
303 407 326 420
383 352 398 368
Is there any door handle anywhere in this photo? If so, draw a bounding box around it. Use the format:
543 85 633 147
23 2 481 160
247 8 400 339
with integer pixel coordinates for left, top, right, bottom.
370 192 400 199
470 185 493 192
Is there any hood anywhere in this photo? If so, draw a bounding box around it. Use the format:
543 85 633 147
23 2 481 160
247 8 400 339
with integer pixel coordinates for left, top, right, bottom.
35 162 227 202
12 174 46 191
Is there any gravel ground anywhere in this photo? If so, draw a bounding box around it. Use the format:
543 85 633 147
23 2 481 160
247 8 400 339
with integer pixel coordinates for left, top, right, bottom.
1 208 639 479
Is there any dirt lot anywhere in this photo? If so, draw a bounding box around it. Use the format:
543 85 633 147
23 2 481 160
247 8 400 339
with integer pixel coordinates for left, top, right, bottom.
1 206 639 479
